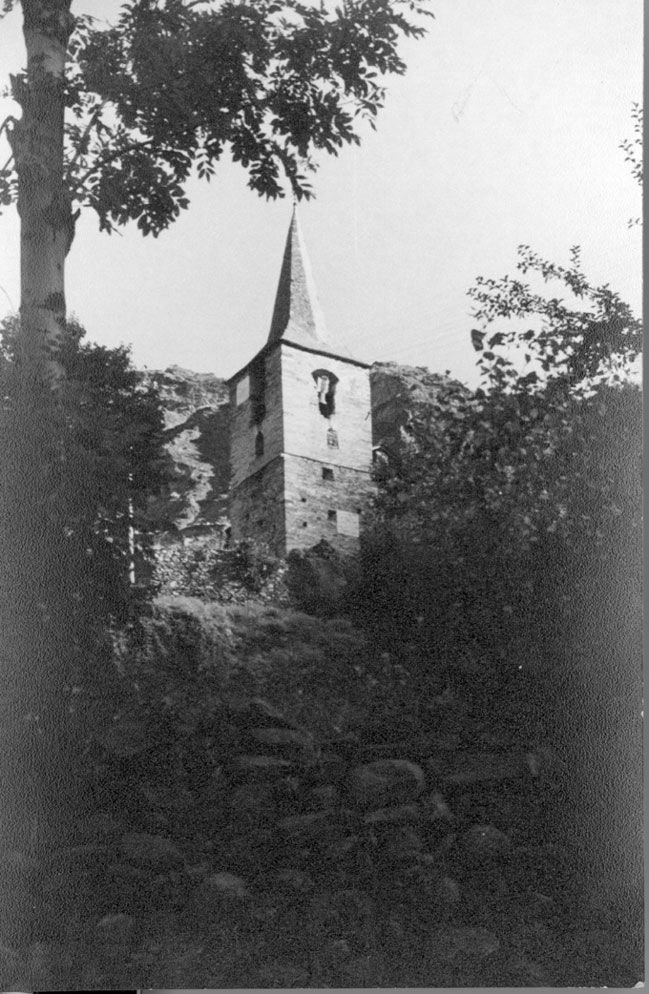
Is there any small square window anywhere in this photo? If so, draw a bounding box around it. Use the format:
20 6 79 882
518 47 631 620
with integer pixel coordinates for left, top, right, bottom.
301 496 307 503
302 521 308 528
327 510 337 522
322 467 334 481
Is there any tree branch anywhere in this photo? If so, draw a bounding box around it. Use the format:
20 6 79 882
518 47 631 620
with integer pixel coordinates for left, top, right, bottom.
65 100 107 174
0 114 19 139
67 136 156 196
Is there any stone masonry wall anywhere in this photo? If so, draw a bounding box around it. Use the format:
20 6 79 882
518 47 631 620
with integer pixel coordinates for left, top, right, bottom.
281 345 373 473
283 456 374 555
230 456 286 552
229 346 283 490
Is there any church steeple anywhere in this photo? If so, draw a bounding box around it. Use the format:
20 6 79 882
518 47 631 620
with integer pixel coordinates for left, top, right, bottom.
228 205 374 556
267 205 354 359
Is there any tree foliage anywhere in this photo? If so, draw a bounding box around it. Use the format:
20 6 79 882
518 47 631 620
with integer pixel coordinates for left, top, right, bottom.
0 316 170 866
468 244 641 393
1 313 170 593
369 246 642 664
1 0 433 235
619 102 642 226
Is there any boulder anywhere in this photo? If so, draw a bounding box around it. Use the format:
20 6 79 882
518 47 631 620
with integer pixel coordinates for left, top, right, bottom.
379 825 424 863
435 874 462 905
95 913 135 946
194 871 249 904
120 833 185 872
249 727 313 751
420 790 453 822
430 925 500 961
274 868 315 892
277 811 333 838
309 784 340 810
363 803 421 824
231 755 294 777
461 824 512 864
348 759 426 809
313 752 348 783
230 783 277 823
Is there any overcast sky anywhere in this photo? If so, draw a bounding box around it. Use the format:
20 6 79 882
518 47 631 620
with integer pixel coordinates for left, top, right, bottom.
0 0 642 386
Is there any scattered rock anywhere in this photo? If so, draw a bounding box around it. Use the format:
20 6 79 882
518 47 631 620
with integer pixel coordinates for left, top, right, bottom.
195 871 249 902
230 783 277 822
435 874 462 905
277 811 333 837
313 752 347 783
327 937 352 959
443 751 528 784
274 868 315 892
249 727 313 752
244 697 293 724
331 887 376 919
120 833 185 872
430 925 500 961
420 791 453 822
461 824 512 863
379 825 424 862
231 755 294 776
185 861 212 882
96 913 135 945
364 803 421 824
348 759 426 809
309 784 340 809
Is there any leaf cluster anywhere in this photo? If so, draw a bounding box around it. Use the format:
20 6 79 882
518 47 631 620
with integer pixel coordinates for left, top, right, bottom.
468 245 642 395
2 0 432 234
619 102 643 227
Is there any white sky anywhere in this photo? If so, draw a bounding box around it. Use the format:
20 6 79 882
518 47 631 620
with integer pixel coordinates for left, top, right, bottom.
0 0 643 387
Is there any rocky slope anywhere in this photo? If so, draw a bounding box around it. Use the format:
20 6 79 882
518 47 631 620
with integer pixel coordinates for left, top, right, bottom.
370 361 466 453
141 365 230 539
143 361 464 540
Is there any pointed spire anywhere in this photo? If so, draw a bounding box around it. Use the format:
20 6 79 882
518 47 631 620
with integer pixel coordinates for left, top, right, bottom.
267 205 354 359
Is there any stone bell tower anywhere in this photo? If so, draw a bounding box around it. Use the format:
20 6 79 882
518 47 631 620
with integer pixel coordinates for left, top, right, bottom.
228 207 375 555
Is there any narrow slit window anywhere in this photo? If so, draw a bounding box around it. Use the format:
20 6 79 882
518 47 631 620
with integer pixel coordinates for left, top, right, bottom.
249 356 266 425
255 431 264 457
327 428 339 448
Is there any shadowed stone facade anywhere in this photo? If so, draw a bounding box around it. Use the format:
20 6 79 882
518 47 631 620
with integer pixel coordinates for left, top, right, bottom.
228 208 375 555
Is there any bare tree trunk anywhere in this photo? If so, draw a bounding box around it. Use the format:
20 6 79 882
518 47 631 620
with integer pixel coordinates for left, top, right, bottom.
10 0 74 387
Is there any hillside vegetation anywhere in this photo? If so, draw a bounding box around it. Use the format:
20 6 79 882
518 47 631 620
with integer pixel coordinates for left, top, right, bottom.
0 270 642 987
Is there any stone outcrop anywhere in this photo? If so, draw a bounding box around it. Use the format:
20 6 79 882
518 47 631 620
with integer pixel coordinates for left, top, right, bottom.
140 365 230 539
370 361 467 455
144 361 461 547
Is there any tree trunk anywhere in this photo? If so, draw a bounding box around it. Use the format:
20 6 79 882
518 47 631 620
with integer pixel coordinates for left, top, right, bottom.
11 0 74 387
0 2 78 948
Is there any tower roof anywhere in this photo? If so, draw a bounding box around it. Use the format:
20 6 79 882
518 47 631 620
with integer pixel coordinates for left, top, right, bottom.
267 205 355 360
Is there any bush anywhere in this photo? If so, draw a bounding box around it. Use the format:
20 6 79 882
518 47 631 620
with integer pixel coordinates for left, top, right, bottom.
286 540 360 617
